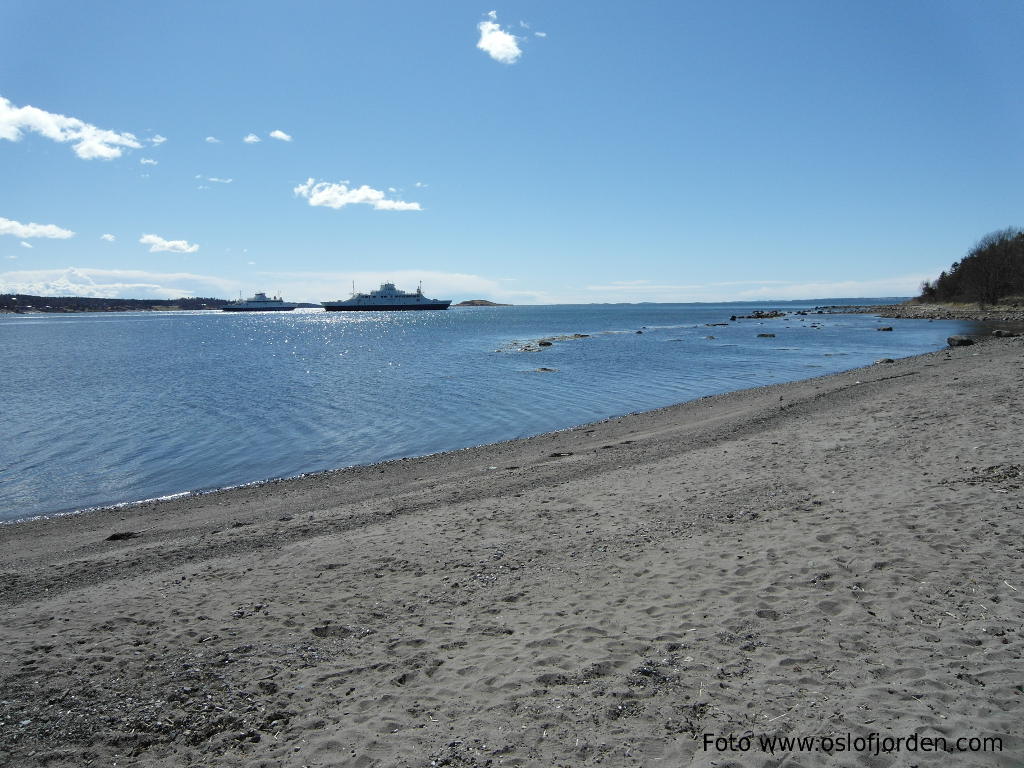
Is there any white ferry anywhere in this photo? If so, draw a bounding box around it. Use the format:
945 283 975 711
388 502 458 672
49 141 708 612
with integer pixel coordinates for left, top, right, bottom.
221 292 298 312
321 282 452 311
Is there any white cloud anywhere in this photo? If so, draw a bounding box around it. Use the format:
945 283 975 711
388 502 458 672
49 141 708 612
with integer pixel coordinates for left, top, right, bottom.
6 254 15 260
19 241 32 249
205 136 221 144
139 233 200 254
0 95 142 159
243 133 261 143
269 129 292 142
100 233 116 242
0 216 75 239
140 157 158 165
150 134 167 146
208 177 232 184
293 178 422 211
414 181 428 188
535 31 547 37
0 266 234 299
477 12 522 64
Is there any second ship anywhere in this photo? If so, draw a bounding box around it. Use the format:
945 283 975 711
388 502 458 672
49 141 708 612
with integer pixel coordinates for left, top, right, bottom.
321 282 451 311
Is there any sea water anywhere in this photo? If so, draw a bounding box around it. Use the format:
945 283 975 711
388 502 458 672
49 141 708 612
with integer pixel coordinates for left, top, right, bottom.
0 301 974 522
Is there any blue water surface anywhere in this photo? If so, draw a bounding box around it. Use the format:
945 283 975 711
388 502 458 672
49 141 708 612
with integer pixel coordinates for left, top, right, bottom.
0 301 974 521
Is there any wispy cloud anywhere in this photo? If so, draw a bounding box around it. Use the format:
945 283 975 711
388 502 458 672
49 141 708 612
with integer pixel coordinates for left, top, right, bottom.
140 157 158 165
19 241 32 249
243 133 261 144
477 11 522 64
139 233 200 254
269 129 292 142
205 136 221 144
0 267 234 299
294 178 422 211
0 95 142 159
578 275 931 302
0 216 75 239
208 177 232 184
100 233 116 242
150 134 167 146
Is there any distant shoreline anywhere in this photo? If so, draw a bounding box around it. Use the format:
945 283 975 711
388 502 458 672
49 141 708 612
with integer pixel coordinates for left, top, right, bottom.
0 294 232 313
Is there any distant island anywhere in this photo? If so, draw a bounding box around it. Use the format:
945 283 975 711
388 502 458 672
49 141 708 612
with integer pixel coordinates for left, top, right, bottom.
0 294 232 313
453 299 511 307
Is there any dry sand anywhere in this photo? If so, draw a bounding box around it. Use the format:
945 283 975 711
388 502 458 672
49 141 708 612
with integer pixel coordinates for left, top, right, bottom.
1 337 1022 767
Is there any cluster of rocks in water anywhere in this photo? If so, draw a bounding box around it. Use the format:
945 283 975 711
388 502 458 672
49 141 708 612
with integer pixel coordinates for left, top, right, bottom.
729 310 787 320
503 305 1022 360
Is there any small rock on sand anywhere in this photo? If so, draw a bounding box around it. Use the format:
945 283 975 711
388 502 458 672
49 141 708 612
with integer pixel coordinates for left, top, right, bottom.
947 335 974 347
105 531 141 541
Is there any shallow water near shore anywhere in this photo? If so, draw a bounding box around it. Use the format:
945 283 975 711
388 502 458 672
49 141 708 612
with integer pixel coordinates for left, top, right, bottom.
0 301 975 521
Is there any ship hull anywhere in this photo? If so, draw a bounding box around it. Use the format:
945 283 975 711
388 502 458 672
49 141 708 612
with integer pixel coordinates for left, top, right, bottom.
221 306 296 312
321 303 451 311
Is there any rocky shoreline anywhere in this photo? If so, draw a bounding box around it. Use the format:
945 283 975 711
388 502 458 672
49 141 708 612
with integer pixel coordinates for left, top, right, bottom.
825 301 1024 323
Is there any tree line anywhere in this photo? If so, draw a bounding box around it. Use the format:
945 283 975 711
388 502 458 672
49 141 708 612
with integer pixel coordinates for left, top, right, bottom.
920 227 1024 305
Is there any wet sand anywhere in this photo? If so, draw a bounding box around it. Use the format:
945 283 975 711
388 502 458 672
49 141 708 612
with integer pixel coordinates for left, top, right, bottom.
1 336 1021 767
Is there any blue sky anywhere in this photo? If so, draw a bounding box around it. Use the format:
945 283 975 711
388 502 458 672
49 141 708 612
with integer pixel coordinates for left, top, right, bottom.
2 1 1023 303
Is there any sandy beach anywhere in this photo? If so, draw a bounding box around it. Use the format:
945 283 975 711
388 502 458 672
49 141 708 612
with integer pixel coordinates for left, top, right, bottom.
1 335 1021 767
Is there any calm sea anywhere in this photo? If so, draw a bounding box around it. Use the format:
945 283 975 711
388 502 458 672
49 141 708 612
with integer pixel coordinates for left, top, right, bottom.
0 302 974 522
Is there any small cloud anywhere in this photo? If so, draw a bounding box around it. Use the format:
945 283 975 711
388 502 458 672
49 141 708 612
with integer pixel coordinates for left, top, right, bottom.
477 11 522 64
150 134 167 146
294 178 422 211
140 157 158 165
414 181 428 188
243 133 261 144
139 233 199 254
100 233 116 242
19 241 32 248
247 260 255 265
535 31 547 37
0 96 143 160
208 177 233 184
269 129 292 142
0 216 75 239
205 136 220 144
6 254 15 260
